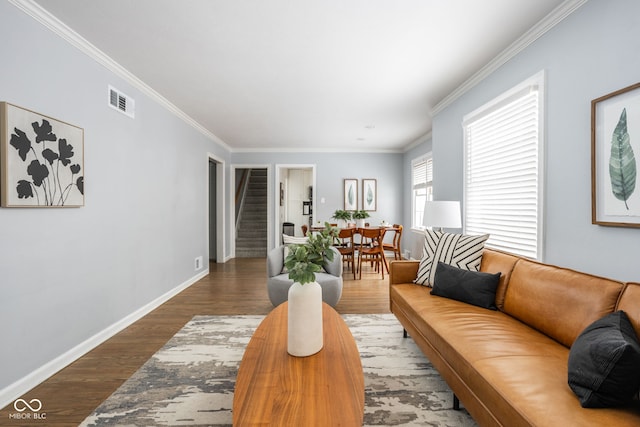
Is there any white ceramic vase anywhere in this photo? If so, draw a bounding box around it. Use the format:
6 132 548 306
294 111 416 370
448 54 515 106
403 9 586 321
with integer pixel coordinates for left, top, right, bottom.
337 219 347 228
356 218 366 228
287 281 323 357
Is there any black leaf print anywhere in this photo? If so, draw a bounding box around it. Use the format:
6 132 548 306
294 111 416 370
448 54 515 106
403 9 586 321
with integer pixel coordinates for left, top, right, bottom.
32 119 57 144
27 160 49 186
16 180 34 199
42 148 59 165
76 176 84 195
58 139 74 166
9 128 32 161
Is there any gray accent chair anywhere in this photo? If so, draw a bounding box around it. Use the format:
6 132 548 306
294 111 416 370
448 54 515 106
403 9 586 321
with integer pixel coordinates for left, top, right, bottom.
266 246 343 307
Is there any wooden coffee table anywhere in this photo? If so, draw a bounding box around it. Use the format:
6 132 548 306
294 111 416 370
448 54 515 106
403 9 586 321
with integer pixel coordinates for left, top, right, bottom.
233 302 364 426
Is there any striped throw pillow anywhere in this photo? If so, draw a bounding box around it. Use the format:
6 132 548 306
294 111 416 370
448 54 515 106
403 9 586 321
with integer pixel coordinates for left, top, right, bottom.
414 229 489 286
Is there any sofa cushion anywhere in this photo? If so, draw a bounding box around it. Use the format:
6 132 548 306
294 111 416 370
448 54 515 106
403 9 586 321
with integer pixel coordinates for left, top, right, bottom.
503 258 625 348
568 311 640 408
414 229 489 286
431 262 501 310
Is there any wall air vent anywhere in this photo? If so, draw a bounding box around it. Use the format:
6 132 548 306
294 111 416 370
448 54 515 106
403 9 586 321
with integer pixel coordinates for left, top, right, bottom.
108 85 135 118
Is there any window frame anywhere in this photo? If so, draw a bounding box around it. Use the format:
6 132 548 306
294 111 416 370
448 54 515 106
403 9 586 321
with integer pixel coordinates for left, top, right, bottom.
462 71 545 260
411 154 433 231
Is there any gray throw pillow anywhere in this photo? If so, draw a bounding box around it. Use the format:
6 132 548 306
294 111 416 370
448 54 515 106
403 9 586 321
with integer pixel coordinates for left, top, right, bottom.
568 310 640 408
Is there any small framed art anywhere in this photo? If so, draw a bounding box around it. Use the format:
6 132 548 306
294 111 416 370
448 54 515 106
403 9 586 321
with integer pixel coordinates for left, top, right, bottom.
344 178 357 211
362 178 377 211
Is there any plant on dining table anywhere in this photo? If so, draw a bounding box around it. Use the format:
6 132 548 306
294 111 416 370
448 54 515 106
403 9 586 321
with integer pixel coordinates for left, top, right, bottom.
331 209 352 221
284 222 339 285
352 210 370 220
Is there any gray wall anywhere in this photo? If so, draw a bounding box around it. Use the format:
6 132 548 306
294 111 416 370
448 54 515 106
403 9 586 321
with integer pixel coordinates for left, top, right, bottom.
0 2 230 396
430 0 640 281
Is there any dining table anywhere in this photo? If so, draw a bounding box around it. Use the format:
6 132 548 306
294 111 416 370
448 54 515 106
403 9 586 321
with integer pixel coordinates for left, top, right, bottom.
309 224 400 278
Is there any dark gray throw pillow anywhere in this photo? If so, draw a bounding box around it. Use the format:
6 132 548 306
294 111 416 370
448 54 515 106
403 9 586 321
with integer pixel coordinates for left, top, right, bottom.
568 310 640 408
430 262 501 310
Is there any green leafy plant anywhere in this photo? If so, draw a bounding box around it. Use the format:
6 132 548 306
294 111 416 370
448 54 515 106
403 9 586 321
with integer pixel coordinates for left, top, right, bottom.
332 209 352 221
352 210 370 220
284 222 339 285
609 108 637 210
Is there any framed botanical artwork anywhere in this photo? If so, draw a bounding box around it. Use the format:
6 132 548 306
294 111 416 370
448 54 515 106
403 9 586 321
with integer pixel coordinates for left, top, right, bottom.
362 178 377 211
344 178 357 211
1 103 84 207
591 83 640 227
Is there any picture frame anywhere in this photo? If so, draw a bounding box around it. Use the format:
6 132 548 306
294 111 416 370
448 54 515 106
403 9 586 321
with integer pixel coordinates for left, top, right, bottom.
1 102 84 207
362 178 377 211
591 83 640 227
344 178 358 211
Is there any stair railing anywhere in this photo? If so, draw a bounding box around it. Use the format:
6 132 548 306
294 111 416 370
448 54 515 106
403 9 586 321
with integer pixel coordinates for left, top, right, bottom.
235 169 251 228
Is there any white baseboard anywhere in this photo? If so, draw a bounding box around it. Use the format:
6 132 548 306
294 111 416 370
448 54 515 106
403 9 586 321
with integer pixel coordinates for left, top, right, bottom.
0 269 209 410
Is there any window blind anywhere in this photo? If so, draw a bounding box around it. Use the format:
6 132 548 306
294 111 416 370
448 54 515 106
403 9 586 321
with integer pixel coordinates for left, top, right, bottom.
412 156 433 228
463 76 543 259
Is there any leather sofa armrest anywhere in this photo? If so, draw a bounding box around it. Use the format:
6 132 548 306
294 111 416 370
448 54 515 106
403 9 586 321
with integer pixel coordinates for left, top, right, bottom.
389 260 419 285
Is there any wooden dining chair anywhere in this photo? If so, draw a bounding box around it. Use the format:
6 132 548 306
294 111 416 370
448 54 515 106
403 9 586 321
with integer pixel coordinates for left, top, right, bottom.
357 227 388 279
382 224 403 260
336 227 356 279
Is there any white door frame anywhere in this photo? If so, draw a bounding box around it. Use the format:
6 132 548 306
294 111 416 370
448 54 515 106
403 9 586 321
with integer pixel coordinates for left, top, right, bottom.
207 153 226 262
274 164 316 248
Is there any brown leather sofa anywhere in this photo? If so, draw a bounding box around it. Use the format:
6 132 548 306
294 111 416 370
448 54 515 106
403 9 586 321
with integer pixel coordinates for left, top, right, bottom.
389 248 640 426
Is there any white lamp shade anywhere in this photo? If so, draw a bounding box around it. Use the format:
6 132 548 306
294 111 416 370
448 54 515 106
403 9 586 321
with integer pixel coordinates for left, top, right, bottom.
423 201 461 229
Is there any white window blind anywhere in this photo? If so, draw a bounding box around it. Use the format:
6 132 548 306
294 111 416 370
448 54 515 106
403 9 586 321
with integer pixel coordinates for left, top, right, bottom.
463 72 544 259
412 155 433 228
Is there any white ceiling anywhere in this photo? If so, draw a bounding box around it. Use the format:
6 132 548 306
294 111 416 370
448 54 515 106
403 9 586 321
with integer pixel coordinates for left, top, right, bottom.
30 0 571 152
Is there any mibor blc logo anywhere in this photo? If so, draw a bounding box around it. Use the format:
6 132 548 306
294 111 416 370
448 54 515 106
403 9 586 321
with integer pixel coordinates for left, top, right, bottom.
9 398 46 420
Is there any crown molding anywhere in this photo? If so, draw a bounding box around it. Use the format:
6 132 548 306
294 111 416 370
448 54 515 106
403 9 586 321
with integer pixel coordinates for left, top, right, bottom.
433 0 588 115
402 130 432 153
8 0 233 152
232 146 405 154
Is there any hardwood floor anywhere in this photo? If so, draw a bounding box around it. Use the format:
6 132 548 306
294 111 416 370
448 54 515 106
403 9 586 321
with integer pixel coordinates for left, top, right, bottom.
2 257 391 426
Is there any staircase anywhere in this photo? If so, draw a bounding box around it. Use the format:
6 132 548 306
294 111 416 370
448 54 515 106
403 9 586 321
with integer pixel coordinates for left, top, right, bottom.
236 169 268 257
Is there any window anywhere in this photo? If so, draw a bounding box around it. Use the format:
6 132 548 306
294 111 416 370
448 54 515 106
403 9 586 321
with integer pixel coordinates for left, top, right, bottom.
412 154 433 229
463 71 544 259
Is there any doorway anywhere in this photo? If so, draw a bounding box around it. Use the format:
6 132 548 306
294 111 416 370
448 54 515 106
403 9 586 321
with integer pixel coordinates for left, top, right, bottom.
275 164 316 247
208 154 225 263
231 164 271 258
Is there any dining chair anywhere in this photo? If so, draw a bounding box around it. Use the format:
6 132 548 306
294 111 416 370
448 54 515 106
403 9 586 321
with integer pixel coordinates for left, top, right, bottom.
382 224 403 260
357 227 388 279
336 227 356 279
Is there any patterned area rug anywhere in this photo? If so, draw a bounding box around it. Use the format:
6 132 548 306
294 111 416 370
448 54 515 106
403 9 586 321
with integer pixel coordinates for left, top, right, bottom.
80 314 476 426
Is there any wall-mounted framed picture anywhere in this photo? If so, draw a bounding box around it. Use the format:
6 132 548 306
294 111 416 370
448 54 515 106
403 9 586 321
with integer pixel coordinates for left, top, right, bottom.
592 82 640 227
344 178 358 211
1 102 84 207
362 178 377 211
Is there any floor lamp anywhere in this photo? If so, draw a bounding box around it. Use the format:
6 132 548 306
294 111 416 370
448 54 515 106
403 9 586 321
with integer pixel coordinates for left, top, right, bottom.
423 201 461 232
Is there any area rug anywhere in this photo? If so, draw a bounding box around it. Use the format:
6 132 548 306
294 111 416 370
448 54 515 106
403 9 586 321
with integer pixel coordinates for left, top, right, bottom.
80 314 476 426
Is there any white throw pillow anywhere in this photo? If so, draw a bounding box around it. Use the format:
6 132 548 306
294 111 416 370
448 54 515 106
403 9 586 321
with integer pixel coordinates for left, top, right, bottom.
281 234 309 273
414 229 489 286
282 234 309 245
